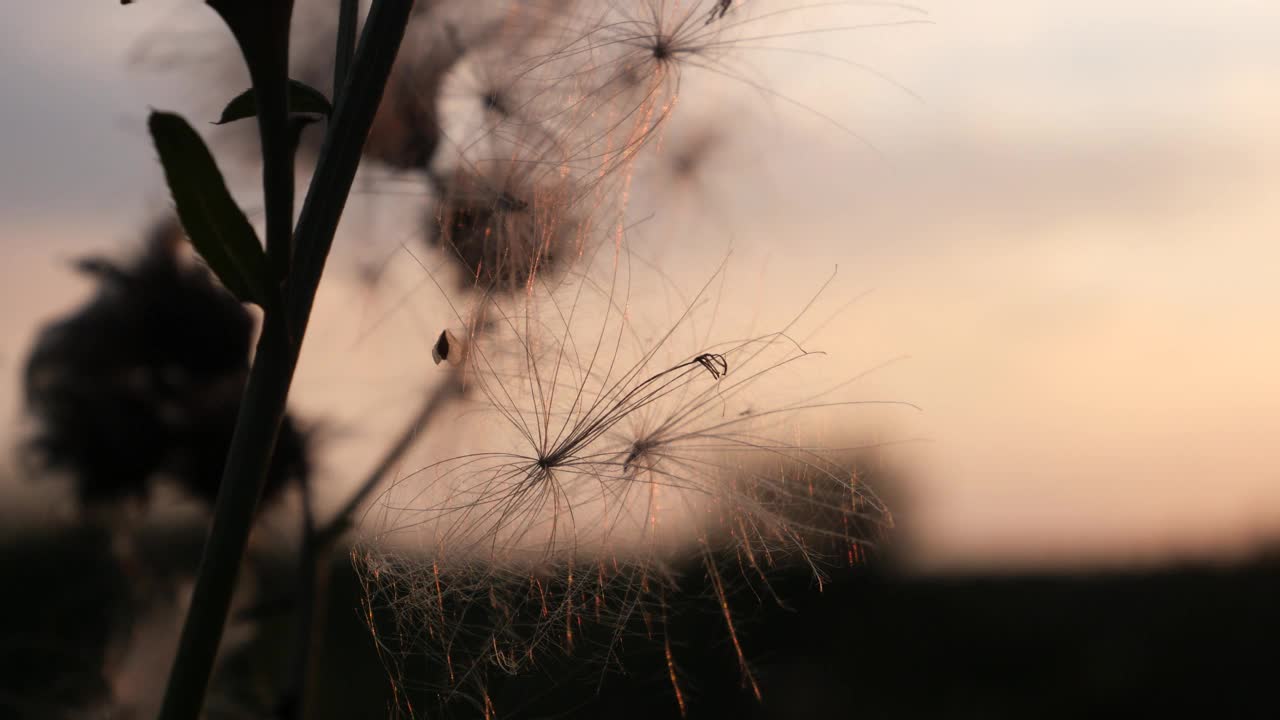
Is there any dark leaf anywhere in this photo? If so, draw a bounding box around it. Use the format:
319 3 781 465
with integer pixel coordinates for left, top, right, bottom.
148 111 269 305
214 80 333 125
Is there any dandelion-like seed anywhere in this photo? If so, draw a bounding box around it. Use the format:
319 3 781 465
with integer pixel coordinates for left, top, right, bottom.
531 0 931 161
336 1 926 714
526 1 728 173
356 255 908 715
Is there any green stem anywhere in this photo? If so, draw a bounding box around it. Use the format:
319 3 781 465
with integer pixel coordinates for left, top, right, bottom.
289 0 416 333
209 0 296 286
243 14 294 285
157 312 296 720
283 371 458 718
258 64 295 283
156 3 417 718
279 520 336 720
275 0 360 693
317 371 460 547
334 0 359 95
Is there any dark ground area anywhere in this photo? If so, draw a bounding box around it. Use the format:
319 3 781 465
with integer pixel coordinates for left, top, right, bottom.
2 525 1274 718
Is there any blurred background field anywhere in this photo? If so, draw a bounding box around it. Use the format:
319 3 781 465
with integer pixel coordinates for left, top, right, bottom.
5 521 1277 718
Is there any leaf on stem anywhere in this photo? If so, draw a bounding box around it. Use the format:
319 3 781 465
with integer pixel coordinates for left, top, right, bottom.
148 111 270 305
215 80 334 125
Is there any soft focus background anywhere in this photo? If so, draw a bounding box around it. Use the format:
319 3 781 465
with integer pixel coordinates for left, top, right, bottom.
4 2 1280 719
4 0 1277 569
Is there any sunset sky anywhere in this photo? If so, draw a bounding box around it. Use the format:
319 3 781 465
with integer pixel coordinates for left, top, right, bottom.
3 1 1277 569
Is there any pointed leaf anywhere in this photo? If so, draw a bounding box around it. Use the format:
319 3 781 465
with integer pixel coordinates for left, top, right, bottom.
148 111 269 305
214 80 333 125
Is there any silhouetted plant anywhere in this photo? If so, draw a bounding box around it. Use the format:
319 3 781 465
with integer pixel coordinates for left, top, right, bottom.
49 2 925 718
109 1 422 718
22 218 310 513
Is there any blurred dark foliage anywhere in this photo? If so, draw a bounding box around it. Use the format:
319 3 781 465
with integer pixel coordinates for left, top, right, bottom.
343 547 1280 719
21 218 310 511
0 526 131 717
7 526 1278 719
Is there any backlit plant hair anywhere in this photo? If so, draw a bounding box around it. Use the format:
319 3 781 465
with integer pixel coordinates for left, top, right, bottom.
421 151 593 295
353 252 911 715
504 0 930 166
327 3 930 715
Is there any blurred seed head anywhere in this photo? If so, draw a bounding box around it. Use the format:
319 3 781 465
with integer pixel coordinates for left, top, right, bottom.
361 21 469 171
424 164 584 294
304 1 580 170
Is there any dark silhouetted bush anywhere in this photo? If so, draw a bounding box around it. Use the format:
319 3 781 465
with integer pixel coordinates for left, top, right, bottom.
22 218 309 512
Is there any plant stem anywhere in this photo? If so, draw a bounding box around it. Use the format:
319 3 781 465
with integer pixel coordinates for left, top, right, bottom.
275 7 366 713
279 516 335 720
208 0 296 285
319 371 461 546
157 311 296 720
334 0 359 96
156 3 417 718
255 37 295 283
289 0 417 333
282 372 460 718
